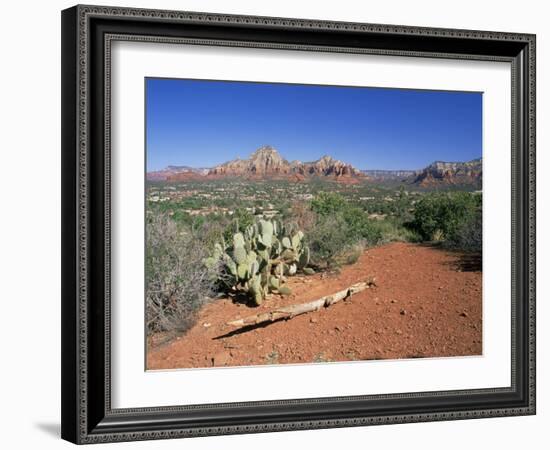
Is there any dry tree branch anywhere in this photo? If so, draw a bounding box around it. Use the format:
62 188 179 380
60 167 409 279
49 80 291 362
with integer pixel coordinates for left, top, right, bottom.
226 278 375 328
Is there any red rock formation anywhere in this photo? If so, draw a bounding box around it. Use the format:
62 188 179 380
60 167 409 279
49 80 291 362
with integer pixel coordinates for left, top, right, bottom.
166 171 210 182
207 146 365 182
412 159 482 188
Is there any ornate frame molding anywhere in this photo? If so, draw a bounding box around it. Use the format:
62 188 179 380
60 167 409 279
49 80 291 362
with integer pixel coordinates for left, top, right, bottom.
62 5 536 444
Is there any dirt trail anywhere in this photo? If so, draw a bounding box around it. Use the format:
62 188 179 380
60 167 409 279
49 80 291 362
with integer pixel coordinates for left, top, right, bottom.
147 242 482 369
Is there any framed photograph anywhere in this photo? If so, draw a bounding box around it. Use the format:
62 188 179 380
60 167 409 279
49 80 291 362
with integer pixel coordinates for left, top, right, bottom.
61 5 536 444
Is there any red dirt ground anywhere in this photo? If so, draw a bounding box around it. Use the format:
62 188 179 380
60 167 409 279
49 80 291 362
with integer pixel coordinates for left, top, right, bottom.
147 242 482 369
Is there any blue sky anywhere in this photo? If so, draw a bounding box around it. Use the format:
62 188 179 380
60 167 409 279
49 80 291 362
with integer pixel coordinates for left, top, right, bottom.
146 78 482 171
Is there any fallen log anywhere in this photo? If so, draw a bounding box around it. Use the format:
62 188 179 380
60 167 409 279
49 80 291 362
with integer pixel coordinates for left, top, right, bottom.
226 278 375 328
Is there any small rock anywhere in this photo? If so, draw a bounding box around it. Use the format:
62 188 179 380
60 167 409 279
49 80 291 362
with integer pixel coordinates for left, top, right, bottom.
396 330 403 335
203 322 211 328
310 317 318 324
212 351 231 366
391 299 397 304
335 325 344 332
460 311 469 318
400 309 407 315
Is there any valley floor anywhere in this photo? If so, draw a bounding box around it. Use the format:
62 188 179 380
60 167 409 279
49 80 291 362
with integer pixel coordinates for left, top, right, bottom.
146 242 482 370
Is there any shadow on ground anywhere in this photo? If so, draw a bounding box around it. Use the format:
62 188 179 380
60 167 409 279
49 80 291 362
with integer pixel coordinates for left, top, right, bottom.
35 422 60 438
214 320 275 339
417 243 482 272
456 253 482 272
443 252 482 272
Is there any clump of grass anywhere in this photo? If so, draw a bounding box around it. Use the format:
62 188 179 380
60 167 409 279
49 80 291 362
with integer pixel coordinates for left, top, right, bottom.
372 218 421 244
265 351 280 365
313 352 334 363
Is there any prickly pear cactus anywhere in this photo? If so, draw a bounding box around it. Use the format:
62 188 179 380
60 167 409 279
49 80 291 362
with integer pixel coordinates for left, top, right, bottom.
204 217 312 305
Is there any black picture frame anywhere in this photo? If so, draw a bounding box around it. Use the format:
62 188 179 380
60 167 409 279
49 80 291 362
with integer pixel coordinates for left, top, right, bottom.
61 4 536 444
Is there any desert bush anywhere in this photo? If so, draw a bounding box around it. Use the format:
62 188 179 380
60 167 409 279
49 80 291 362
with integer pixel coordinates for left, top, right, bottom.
444 210 482 252
193 218 228 250
341 207 382 245
308 192 382 267
311 192 381 245
289 201 317 233
146 212 221 333
307 215 355 268
311 191 347 216
411 192 481 242
340 242 365 266
373 217 421 244
232 207 255 232
222 208 255 243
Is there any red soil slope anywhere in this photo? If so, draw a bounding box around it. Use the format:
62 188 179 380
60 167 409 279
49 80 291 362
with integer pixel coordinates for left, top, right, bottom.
147 242 482 369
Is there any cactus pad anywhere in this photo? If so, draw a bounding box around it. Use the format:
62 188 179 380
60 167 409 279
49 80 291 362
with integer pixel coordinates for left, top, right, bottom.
206 218 308 304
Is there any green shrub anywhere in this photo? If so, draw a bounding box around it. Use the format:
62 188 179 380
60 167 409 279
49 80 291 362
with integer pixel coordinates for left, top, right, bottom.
373 217 421 243
412 192 481 242
311 192 381 244
445 210 482 252
223 208 255 242
342 207 382 245
311 192 347 216
308 193 383 267
307 215 354 268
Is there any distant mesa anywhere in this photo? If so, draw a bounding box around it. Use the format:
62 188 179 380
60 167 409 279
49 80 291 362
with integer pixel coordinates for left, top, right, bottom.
409 158 482 188
147 145 482 187
362 169 417 180
362 159 482 188
149 146 366 183
147 165 209 181
206 146 364 182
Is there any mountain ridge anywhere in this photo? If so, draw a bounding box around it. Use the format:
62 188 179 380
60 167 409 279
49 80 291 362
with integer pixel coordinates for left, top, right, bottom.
410 158 482 188
169 146 364 183
147 146 482 187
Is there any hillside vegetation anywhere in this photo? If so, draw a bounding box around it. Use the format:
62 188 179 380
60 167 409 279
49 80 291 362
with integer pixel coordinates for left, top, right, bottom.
146 179 482 334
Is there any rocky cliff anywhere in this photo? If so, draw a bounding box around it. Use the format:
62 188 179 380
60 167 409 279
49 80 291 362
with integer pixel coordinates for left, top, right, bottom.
411 158 482 188
147 165 209 181
148 146 482 187
206 146 364 182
